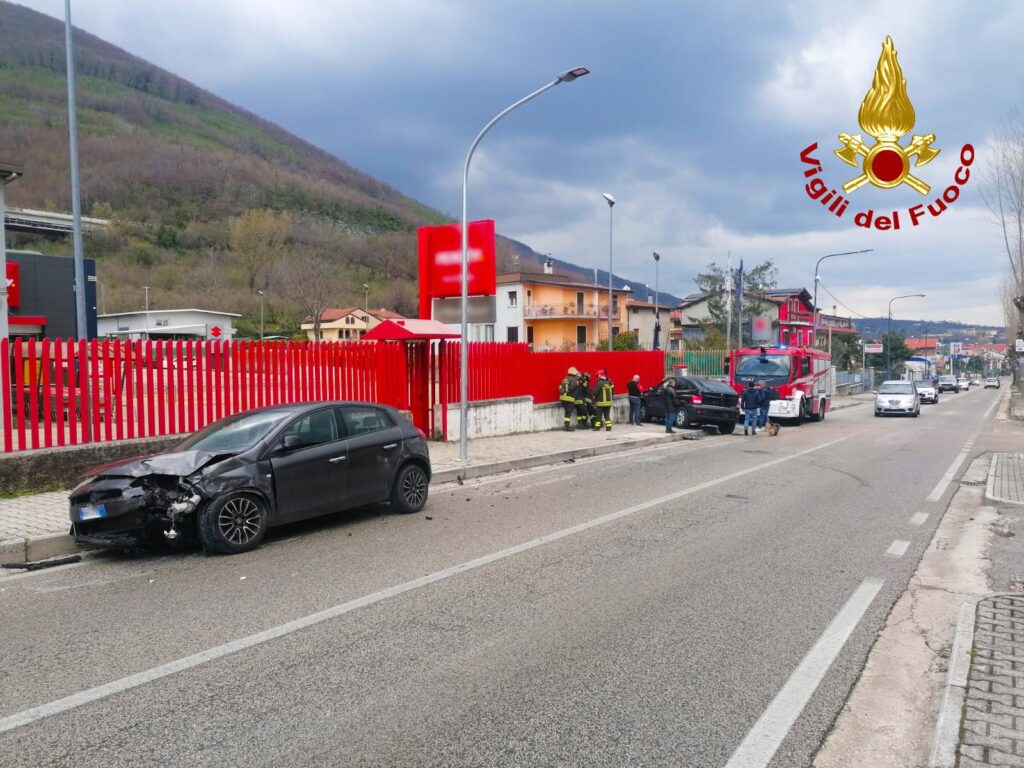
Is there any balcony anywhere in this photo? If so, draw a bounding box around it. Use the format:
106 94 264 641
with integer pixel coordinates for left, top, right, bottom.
523 303 621 321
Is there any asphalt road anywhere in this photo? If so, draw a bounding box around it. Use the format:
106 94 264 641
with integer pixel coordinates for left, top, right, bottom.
0 384 1005 767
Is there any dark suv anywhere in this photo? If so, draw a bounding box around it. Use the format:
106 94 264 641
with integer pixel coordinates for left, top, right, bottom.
641 376 739 434
937 375 959 393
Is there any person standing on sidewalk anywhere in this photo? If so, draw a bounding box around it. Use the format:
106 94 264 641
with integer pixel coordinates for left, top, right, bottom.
662 378 679 433
741 383 761 435
572 370 588 429
559 367 581 431
580 372 600 431
595 369 615 430
756 380 770 429
627 374 643 425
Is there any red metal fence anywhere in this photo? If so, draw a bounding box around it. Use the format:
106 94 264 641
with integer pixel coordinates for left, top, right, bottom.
1 339 663 453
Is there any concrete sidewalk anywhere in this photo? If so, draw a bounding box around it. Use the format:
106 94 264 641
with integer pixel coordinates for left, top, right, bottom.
0 422 696 565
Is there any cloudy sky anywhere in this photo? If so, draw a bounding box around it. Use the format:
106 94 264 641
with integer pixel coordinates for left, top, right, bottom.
19 0 1024 324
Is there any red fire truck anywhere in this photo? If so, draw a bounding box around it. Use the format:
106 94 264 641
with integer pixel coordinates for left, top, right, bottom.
727 345 834 423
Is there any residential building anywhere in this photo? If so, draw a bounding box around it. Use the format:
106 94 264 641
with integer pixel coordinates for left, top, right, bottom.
98 308 239 341
492 272 632 351
302 308 408 341
668 287 854 350
625 298 675 350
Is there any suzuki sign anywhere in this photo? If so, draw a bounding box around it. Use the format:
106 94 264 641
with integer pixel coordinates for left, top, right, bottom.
5 262 18 309
418 219 496 319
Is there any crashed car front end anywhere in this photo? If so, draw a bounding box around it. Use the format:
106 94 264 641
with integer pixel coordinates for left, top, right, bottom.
67 450 250 550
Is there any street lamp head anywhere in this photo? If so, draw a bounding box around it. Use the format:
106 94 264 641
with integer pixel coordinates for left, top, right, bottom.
557 67 590 83
602 192 616 207
653 251 660 262
256 290 264 296
362 284 369 290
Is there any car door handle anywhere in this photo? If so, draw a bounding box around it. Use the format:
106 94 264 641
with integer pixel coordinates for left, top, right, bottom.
329 456 347 463
382 443 398 450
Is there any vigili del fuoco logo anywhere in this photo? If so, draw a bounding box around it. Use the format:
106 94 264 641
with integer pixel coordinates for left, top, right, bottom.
799 36 974 231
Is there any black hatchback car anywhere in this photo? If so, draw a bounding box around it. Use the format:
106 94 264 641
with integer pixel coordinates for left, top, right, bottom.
69 402 431 555
640 376 739 433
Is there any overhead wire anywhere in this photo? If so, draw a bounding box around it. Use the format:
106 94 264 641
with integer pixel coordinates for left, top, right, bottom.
816 280 870 319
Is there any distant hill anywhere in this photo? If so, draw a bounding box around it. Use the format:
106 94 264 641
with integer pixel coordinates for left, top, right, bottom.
0 1 676 334
852 317 1004 341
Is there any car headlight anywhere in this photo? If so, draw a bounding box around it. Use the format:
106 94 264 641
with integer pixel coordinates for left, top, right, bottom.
71 476 97 494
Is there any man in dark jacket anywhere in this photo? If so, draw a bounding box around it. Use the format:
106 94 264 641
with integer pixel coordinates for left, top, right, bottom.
662 378 679 433
626 374 643 425
580 372 600 430
741 383 761 435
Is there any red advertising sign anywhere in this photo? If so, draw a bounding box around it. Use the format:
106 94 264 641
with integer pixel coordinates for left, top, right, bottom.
418 219 496 319
5 262 19 309
209 326 222 339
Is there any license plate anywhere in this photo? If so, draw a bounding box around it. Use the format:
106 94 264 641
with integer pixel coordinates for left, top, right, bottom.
77 504 107 521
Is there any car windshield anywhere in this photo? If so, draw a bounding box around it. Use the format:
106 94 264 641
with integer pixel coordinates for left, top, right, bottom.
736 354 790 378
940 376 956 382
176 410 293 452
914 381 932 387
879 382 915 395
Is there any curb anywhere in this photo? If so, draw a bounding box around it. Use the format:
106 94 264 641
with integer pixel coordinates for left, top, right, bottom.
0 531 77 566
928 592 1021 768
432 431 700 485
985 452 1024 506
830 399 866 412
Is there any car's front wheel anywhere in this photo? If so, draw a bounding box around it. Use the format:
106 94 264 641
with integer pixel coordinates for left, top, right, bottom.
675 409 692 429
391 463 429 514
640 404 649 423
198 492 268 555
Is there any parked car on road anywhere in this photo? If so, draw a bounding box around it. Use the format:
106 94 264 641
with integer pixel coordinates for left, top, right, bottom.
985 376 1001 389
875 380 921 417
913 380 939 404
69 402 431 555
937 375 960 393
641 375 739 433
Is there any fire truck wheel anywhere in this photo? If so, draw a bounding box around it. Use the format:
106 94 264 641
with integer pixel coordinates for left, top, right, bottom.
812 399 825 422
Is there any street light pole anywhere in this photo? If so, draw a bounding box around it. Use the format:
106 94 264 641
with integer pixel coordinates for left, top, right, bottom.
64 0 87 339
143 286 150 340
886 293 926 378
602 193 616 351
0 160 22 345
653 251 660 351
812 249 872 347
257 290 265 340
362 283 369 314
459 67 590 460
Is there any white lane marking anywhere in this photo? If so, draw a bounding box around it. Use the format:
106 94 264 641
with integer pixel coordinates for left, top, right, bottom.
925 393 1002 502
0 436 850 735
723 577 884 768
884 540 910 558
908 512 929 526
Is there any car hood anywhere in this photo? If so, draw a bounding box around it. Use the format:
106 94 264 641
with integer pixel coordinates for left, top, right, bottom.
87 450 239 479
877 393 916 399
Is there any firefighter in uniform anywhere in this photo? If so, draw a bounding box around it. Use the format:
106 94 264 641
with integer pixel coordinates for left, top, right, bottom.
559 367 581 431
573 370 588 429
594 369 615 430
580 372 601 430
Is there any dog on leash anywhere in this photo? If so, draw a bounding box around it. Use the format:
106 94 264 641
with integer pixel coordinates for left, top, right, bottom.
766 420 780 436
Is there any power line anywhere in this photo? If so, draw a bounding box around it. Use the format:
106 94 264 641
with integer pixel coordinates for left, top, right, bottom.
816 280 870 319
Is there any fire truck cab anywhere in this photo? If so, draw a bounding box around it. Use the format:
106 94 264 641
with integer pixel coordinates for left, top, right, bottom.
728 345 834 423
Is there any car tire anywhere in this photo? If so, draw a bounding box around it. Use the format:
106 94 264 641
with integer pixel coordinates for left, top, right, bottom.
198 492 268 555
640 404 649 423
675 409 691 429
912 408 920 417
717 421 736 435
812 399 825 422
391 463 429 514
875 410 882 417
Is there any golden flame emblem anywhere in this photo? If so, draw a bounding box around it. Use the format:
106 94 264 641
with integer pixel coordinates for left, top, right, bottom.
834 36 940 194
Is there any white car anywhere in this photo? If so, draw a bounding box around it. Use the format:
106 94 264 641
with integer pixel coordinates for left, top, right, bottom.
985 377 1000 389
875 380 921 417
913 380 939 404
957 376 970 389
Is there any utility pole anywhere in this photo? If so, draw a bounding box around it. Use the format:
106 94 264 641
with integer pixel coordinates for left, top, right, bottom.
828 304 835 357
65 0 87 338
143 286 150 340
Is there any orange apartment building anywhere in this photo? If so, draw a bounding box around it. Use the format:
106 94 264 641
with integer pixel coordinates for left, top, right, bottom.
491 272 632 351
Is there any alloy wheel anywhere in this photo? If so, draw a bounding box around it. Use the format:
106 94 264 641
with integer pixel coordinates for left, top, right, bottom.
217 496 263 546
402 468 428 508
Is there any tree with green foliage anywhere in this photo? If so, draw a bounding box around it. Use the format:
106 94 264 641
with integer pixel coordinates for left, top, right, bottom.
595 331 640 351
692 259 778 346
229 209 291 293
827 332 864 371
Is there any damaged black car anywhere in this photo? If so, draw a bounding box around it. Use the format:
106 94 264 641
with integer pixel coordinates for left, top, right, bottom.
69 402 432 555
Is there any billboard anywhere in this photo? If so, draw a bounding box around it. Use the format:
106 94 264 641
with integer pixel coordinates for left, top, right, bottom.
418 220 496 319
863 343 883 353
751 314 772 342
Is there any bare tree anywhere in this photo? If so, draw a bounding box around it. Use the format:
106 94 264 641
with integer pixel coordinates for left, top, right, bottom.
278 249 346 340
981 108 1024 379
228 209 291 293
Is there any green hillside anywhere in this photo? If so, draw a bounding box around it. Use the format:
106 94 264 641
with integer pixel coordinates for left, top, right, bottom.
0 0 478 334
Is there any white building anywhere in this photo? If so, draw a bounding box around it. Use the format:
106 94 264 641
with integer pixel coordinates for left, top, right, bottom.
98 309 240 341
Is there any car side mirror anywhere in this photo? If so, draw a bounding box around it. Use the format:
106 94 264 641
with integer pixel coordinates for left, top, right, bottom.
872 390 878 394
282 434 303 451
